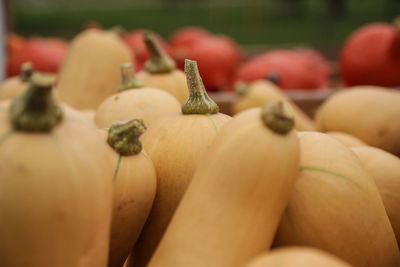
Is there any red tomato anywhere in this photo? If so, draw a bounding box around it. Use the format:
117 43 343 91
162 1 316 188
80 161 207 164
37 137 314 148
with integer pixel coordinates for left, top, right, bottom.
340 23 400 87
235 50 329 90
6 35 68 77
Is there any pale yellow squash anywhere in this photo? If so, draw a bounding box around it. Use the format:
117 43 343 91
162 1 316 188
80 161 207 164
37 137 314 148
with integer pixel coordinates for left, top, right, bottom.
57 28 132 109
147 101 300 267
316 86 400 156
131 60 230 267
233 80 315 131
104 119 157 267
274 132 400 267
136 32 188 104
327 131 366 147
245 247 352 267
0 73 114 267
95 63 180 129
352 146 400 246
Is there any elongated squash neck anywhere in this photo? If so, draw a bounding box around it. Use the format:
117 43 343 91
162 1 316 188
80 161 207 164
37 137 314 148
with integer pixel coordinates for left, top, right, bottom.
107 119 146 156
9 73 62 132
261 102 294 135
20 62 34 82
182 59 219 114
143 31 175 74
235 82 250 97
118 63 144 92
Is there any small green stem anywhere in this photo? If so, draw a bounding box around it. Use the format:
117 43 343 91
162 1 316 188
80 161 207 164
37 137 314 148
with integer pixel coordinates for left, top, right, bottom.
235 82 249 97
9 73 62 132
182 59 219 114
143 31 175 73
20 62 34 82
118 63 144 92
261 101 294 135
266 72 280 85
107 119 147 156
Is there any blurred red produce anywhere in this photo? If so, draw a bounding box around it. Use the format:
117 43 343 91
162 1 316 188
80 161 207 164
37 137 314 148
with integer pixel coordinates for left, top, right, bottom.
235 49 330 90
340 22 400 87
124 30 172 71
6 34 68 77
171 27 242 91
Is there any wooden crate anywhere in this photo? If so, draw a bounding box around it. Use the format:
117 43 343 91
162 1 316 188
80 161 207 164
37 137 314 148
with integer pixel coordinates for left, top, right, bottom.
209 89 334 119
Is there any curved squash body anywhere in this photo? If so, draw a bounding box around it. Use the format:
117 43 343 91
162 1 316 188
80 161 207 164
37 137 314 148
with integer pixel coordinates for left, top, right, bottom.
148 107 300 267
107 145 157 267
57 29 132 109
327 131 366 147
95 88 180 128
132 113 230 267
233 80 314 131
0 104 113 267
274 132 400 267
316 87 400 156
136 70 188 104
245 247 352 267
352 146 400 246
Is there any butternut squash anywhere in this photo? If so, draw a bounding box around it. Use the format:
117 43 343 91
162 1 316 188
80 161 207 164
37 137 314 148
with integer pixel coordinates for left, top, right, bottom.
274 132 400 267
233 80 314 131
327 131 366 147
57 28 132 109
95 63 180 128
147 101 300 267
131 60 230 267
0 62 34 100
0 73 113 267
352 146 400 246
245 247 352 267
105 119 157 267
316 86 400 156
136 32 188 104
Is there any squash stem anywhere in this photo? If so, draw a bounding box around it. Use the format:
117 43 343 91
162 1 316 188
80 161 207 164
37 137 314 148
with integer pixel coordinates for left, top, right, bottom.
107 119 146 156
118 63 144 92
20 62 34 82
182 59 219 114
9 73 62 132
261 101 294 135
235 82 249 97
143 31 176 73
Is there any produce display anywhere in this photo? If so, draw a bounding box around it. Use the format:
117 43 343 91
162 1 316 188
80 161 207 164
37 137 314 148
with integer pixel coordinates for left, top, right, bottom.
1 18 400 267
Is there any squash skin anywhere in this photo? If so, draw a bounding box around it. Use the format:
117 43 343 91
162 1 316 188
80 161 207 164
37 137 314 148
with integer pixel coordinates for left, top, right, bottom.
132 112 230 267
327 131 366 147
245 247 352 267
274 132 400 267
56 29 132 109
316 86 400 156
104 128 157 267
94 88 180 128
352 146 400 246
0 104 114 267
0 76 29 101
147 107 300 267
136 70 189 104
233 80 314 131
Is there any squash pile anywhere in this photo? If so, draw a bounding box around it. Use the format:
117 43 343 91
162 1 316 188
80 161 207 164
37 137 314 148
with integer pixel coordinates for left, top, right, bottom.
2 25 400 267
